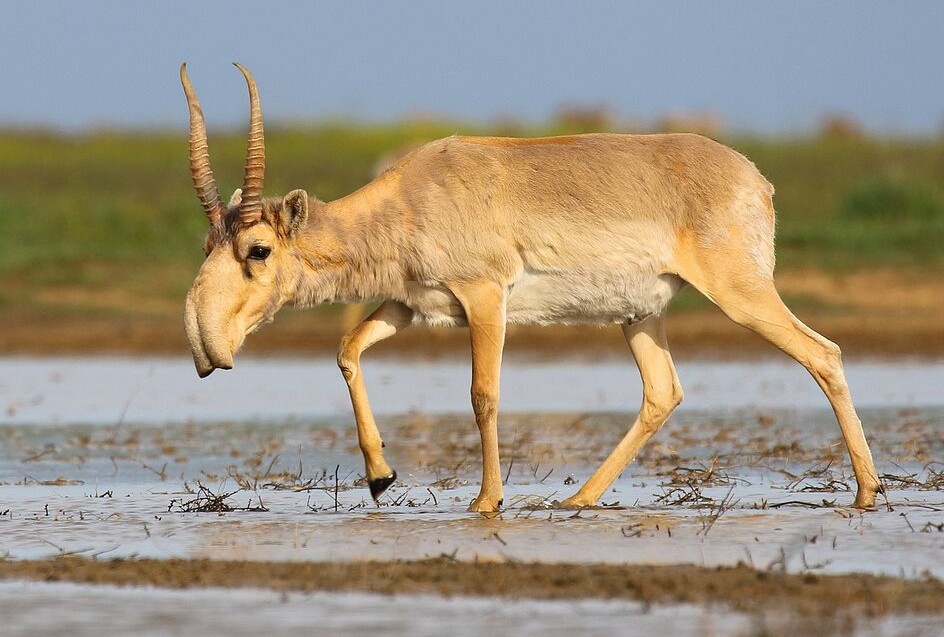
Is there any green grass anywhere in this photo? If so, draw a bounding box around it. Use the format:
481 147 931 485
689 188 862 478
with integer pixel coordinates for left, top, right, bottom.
732 137 944 268
1 125 942 318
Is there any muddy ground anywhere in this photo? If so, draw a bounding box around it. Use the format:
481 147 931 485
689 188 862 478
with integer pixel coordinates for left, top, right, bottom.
3 557 944 618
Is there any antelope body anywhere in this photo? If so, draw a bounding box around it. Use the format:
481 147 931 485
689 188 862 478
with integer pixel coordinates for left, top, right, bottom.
181 64 881 512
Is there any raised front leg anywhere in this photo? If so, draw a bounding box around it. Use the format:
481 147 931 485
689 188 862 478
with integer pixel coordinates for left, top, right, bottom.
337 300 414 501
451 281 508 513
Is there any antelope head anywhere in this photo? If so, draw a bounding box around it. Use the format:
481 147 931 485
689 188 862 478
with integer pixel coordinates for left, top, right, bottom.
181 63 310 377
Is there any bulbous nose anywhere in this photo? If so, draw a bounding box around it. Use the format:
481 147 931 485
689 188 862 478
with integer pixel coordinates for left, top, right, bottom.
184 284 235 378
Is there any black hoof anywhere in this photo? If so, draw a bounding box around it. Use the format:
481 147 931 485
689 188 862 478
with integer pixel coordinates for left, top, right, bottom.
369 471 397 500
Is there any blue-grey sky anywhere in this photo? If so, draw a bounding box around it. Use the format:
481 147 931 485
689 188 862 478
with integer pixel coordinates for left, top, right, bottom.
2 2 942 134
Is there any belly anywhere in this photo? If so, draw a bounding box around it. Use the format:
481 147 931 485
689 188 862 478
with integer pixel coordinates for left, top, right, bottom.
401 282 468 327
401 272 684 327
505 270 684 325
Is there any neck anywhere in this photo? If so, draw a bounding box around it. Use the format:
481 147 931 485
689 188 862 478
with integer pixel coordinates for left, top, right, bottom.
292 175 411 306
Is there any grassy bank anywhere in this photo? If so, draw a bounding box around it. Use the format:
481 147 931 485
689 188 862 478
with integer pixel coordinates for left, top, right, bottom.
1 123 942 355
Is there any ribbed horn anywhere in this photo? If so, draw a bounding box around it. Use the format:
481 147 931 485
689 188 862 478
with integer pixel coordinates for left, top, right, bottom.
180 63 225 226
234 63 265 225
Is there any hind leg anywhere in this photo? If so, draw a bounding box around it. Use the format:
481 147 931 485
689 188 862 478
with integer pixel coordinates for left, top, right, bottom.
560 315 683 508
687 273 881 508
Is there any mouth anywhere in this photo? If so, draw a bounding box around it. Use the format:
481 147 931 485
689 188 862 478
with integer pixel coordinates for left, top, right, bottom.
194 346 234 378
189 316 250 379
195 315 269 376
196 357 232 378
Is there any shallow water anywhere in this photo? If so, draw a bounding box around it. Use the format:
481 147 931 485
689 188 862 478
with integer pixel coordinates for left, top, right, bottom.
0 356 941 574
1 356 942 635
2 355 943 426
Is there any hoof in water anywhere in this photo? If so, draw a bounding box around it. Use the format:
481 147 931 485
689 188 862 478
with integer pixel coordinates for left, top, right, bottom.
468 497 503 514
369 471 397 501
556 497 595 510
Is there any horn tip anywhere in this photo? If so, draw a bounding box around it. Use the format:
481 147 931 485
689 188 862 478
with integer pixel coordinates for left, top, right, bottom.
233 62 253 80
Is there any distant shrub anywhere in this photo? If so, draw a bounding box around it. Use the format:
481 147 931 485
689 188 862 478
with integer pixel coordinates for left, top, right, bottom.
839 178 944 222
657 111 723 137
551 104 614 133
817 114 865 141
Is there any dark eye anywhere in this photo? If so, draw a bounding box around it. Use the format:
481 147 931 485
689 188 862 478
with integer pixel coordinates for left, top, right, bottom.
248 245 271 260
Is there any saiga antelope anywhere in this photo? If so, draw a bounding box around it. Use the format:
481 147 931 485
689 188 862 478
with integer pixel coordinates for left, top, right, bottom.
181 64 881 513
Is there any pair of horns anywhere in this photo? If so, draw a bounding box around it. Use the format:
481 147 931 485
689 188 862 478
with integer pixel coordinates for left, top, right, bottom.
181 62 265 226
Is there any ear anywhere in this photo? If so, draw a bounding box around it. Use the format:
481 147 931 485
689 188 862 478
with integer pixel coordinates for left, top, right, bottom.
228 188 243 207
280 189 309 236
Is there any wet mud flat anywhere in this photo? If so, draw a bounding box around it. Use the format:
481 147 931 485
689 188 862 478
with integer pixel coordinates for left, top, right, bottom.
2 558 944 637
9 580 940 637
1 400 943 635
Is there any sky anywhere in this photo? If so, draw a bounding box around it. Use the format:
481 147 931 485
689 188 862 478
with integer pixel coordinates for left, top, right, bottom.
1 2 942 135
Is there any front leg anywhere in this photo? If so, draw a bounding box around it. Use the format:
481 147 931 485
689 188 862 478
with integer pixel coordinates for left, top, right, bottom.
450 281 507 513
337 300 413 501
